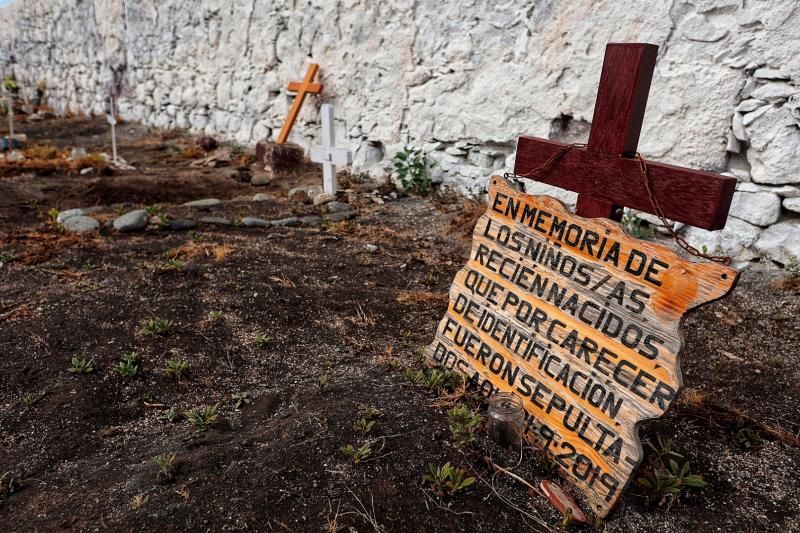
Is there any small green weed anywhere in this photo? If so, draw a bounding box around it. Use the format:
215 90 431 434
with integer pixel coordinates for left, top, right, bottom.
732 418 762 450
68 355 95 374
317 375 331 395
393 146 433 194
184 403 220 432
353 418 375 438
232 393 252 410
154 452 177 482
112 352 139 378
160 407 179 422
162 259 185 272
403 368 426 386
254 334 271 348
423 462 475 498
208 310 224 321
163 358 188 379
340 443 372 464
447 405 484 447
139 318 174 336
637 433 708 507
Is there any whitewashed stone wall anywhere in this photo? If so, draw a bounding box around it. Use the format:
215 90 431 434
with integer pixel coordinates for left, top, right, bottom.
1 0 799 265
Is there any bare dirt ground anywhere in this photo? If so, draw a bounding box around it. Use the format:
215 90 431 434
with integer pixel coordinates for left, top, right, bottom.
1 116 798 532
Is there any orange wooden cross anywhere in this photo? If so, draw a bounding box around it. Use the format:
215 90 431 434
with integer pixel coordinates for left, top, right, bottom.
276 63 323 144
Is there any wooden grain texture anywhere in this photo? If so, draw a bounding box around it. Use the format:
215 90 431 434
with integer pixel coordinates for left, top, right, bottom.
578 43 658 220
514 136 736 230
276 63 322 145
425 176 738 518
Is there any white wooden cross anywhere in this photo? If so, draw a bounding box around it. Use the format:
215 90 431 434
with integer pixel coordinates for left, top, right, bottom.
310 104 351 195
107 94 118 163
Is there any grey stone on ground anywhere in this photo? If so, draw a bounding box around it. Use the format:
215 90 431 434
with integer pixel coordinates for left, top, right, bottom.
113 210 149 232
252 193 270 202
287 187 309 204
241 217 271 227
182 198 221 207
62 215 100 234
365 244 378 252
168 219 197 231
271 217 301 227
299 215 323 227
326 201 350 213
80 167 94 175
313 193 336 206
250 172 271 186
56 208 86 224
199 216 232 226
324 211 356 223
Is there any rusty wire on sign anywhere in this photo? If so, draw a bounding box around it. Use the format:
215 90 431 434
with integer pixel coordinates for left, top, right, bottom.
505 143 733 265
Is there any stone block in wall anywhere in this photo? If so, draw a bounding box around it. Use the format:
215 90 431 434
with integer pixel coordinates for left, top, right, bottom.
755 221 800 265
729 189 782 226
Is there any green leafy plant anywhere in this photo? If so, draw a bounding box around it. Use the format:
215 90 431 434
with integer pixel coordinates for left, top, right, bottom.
340 443 372 464
208 310 224 321
393 146 433 194
637 459 707 506
163 358 188 379
232 393 252 410
162 258 185 272
423 462 475 498
139 317 174 336
403 368 426 386
353 418 376 438
68 355 95 374
184 403 220 432
112 352 139 378
317 375 331 395
447 405 484 447
424 369 447 391
637 433 708 506
146 205 169 225
621 210 655 240
154 452 177 482
254 334 271 348
732 418 762 450
160 407 179 422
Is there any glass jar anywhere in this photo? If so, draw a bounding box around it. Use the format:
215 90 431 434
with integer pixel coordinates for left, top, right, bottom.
487 393 524 449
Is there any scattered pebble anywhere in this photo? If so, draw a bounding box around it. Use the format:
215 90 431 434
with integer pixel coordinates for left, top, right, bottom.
241 217 271 228
62 215 100 234
370 195 385 205
113 209 149 232
299 215 323 227
313 193 336 206
56 208 86 224
365 244 378 252
80 167 94 175
168 219 197 231
250 173 271 186
198 216 232 226
326 201 350 213
252 193 270 202
324 211 356 223
182 198 221 207
271 216 301 227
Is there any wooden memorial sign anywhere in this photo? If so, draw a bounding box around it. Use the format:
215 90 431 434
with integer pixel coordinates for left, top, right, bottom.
425 43 740 517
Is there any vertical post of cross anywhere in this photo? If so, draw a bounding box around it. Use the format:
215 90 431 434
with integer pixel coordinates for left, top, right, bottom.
576 43 658 220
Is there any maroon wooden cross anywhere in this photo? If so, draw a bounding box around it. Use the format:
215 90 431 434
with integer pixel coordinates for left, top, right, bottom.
514 43 736 230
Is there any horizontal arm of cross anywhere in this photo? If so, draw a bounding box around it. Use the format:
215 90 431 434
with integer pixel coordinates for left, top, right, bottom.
287 81 322 93
514 137 736 230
